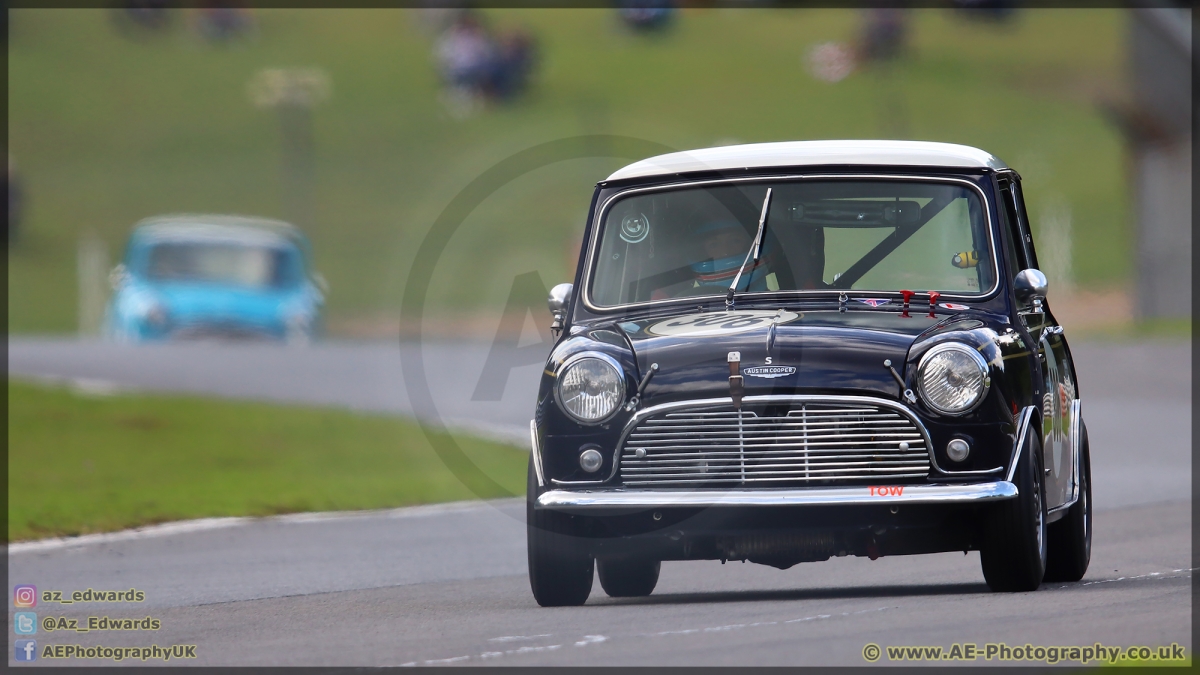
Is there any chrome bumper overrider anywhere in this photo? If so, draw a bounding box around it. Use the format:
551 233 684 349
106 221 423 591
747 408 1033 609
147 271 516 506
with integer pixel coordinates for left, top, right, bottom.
536 481 1018 510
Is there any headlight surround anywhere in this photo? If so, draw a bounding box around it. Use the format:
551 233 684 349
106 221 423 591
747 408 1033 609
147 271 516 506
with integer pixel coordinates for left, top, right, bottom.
145 303 169 328
917 342 990 415
554 352 626 424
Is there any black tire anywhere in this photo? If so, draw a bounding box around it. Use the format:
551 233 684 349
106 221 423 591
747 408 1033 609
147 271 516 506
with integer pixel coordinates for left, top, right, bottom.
1044 422 1092 582
597 558 661 598
527 459 594 607
981 424 1047 592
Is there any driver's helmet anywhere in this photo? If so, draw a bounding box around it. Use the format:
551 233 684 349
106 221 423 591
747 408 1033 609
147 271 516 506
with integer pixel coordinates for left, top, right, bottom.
690 219 772 290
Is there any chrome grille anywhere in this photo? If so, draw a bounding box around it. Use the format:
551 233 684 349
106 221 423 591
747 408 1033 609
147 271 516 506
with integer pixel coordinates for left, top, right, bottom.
619 401 929 487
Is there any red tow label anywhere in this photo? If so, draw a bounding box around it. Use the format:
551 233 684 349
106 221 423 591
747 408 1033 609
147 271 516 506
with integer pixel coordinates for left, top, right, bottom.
869 486 905 496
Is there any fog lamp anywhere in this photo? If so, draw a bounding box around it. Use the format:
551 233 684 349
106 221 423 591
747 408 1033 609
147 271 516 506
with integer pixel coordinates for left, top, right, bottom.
946 438 971 462
579 448 603 473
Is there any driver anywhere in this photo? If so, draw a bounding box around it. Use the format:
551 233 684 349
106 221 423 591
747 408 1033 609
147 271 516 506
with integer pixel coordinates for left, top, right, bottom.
689 219 772 292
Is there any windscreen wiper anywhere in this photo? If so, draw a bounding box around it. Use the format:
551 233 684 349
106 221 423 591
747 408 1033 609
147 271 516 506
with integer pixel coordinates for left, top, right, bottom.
726 188 773 308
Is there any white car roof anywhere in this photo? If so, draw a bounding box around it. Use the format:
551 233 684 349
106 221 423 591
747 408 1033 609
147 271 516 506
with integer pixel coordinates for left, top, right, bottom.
606 140 1008 181
132 214 304 248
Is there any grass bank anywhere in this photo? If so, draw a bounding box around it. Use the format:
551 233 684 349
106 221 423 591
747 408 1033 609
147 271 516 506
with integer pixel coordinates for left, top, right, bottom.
7 379 528 542
8 9 1128 334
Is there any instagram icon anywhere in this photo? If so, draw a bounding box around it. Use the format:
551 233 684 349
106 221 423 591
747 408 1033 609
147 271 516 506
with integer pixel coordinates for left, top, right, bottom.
14 585 36 608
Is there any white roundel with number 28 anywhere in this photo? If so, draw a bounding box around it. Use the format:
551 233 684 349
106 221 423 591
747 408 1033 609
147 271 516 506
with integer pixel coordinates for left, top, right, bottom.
646 310 799 337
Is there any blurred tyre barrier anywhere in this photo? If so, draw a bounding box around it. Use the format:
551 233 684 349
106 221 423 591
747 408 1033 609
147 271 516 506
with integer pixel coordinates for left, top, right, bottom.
248 67 331 230
247 68 331 109
807 42 856 83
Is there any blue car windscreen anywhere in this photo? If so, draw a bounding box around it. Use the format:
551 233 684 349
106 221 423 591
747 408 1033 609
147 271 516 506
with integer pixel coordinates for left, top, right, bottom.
144 243 303 289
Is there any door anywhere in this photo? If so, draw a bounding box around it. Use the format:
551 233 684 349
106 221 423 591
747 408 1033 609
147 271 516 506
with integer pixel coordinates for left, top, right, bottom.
1037 331 1070 508
1008 175 1072 508
1045 327 1077 507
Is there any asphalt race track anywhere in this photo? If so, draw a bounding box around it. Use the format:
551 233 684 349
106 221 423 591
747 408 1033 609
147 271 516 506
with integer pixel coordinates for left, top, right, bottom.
7 337 543 446
8 338 1193 666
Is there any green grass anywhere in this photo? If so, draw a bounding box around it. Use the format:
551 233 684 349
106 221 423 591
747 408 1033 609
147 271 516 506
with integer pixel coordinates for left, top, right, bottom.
7 379 529 542
8 8 1129 333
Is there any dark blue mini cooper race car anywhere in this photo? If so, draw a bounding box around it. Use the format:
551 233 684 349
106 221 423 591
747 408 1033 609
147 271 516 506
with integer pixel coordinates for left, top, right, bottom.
527 141 1090 606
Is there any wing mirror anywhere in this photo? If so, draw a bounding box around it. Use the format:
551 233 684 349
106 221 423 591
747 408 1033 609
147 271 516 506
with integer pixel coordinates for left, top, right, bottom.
108 263 129 292
1013 268 1048 313
548 283 573 337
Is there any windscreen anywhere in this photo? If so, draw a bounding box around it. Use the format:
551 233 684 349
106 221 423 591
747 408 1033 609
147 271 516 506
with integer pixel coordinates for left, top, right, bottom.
146 243 301 288
589 179 994 307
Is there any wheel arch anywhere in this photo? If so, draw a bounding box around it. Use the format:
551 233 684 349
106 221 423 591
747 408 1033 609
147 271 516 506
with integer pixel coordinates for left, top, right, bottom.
1005 404 1040 483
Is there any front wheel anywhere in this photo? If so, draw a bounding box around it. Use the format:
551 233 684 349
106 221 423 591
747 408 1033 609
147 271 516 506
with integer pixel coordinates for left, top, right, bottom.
597 558 660 598
980 425 1047 592
527 460 594 607
1044 422 1092 582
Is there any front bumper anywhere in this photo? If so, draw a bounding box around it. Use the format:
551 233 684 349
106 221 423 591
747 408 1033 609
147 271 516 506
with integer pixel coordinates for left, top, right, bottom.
168 322 283 341
536 481 1017 512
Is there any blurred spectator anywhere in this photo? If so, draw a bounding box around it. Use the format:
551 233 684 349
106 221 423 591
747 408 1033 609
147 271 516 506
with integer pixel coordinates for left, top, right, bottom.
434 11 538 110
859 8 909 64
952 0 1019 23
491 27 538 100
436 11 497 95
111 1 175 38
8 155 24 244
617 0 676 33
195 2 257 43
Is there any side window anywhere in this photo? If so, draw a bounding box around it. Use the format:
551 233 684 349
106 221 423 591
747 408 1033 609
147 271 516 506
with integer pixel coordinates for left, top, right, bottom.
996 179 1026 279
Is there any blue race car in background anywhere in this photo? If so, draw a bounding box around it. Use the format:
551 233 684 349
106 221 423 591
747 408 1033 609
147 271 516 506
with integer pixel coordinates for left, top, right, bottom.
105 215 326 344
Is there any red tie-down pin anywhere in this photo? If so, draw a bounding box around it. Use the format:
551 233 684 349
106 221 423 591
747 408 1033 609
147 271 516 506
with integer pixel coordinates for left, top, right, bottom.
899 290 915 317
927 291 941 318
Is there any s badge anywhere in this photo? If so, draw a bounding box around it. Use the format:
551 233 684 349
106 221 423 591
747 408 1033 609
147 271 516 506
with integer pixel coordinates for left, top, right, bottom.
743 365 797 379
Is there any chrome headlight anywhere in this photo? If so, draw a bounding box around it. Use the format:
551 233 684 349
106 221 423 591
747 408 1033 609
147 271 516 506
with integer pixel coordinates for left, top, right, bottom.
554 352 625 424
145 303 168 328
917 343 990 415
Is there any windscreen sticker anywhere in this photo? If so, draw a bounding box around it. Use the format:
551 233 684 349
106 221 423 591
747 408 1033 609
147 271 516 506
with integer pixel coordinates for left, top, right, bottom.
939 302 971 311
646 310 798 337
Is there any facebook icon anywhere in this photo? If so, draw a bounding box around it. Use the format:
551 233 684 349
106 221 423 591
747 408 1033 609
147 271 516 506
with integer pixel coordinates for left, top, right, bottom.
15 639 37 662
